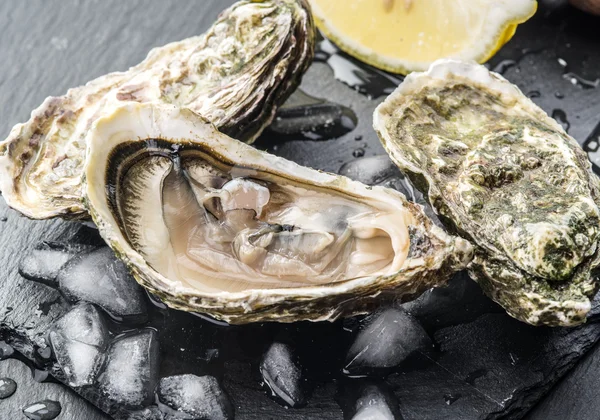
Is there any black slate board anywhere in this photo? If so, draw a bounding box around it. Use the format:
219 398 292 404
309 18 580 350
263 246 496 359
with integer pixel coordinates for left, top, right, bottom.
1 1 600 419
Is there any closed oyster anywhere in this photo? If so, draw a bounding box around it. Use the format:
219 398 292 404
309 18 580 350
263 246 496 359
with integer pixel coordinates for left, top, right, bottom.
374 59 600 326
84 102 472 324
0 0 314 220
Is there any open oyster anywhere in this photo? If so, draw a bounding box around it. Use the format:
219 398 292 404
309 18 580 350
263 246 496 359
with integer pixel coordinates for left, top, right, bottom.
84 102 472 324
374 59 600 326
0 0 314 220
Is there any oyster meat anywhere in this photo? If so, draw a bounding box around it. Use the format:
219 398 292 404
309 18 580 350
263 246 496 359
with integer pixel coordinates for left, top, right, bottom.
0 0 315 220
374 59 600 326
84 102 472 324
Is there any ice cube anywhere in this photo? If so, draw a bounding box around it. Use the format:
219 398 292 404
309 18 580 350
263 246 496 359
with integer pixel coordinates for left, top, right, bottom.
345 308 431 375
352 385 396 420
52 303 108 346
127 406 164 420
98 329 160 408
157 374 233 420
19 242 96 287
338 155 416 200
57 247 147 322
49 303 108 387
259 342 306 407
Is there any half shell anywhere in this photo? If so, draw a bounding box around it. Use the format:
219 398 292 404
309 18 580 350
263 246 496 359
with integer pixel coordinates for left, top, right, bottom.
84 102 472 324
374 59 600 326
0 0 315 220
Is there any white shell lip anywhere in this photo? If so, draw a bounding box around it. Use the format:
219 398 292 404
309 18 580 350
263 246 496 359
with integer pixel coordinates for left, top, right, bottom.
84 102 472 324
375 58 566 130
375 58 530 129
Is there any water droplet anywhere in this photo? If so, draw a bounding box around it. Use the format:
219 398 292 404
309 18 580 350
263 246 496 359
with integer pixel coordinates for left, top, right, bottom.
492 60 517 75
0 216 7 222
353 148 365 158
354 135 363 141
526 90 541 98
0 377 17 399
32 369 50 383
557 57 568 68
0 341 14 360
23 399 62 420
444 393 461 405
36 346 52 361
583 122 600 175
205 348 220 362
554 91 564 99
315 38 402 99
562 72 599 89
146 291 168 310
551 109 570 132
465 369 487 385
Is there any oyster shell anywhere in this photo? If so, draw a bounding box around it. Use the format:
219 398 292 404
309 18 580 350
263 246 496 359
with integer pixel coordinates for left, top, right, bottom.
374 59 600 326
0 0 315 220
84 102 472 324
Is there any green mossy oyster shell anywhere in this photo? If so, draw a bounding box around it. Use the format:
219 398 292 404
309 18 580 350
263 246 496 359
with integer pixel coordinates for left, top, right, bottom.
374 59 600 327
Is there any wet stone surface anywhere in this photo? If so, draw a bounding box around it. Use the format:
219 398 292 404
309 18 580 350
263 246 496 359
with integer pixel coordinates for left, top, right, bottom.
314 38 403 100
264 89 357 142
0 358 109 419
0 1 599 420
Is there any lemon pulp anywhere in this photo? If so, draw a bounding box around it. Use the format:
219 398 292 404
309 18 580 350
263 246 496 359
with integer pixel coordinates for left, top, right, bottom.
309 0 537 74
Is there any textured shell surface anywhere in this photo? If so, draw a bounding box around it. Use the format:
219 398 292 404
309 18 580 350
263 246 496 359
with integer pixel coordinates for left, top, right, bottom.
374 59 600 327
0 0 315 220
83 102 473 324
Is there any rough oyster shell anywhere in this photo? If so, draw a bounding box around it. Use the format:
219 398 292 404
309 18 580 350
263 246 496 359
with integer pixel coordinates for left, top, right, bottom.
84 102 472 324
0 0 315 220
374 59 600 326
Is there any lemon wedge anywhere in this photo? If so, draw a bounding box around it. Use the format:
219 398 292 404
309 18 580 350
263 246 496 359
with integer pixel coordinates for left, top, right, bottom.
309 0 537 74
